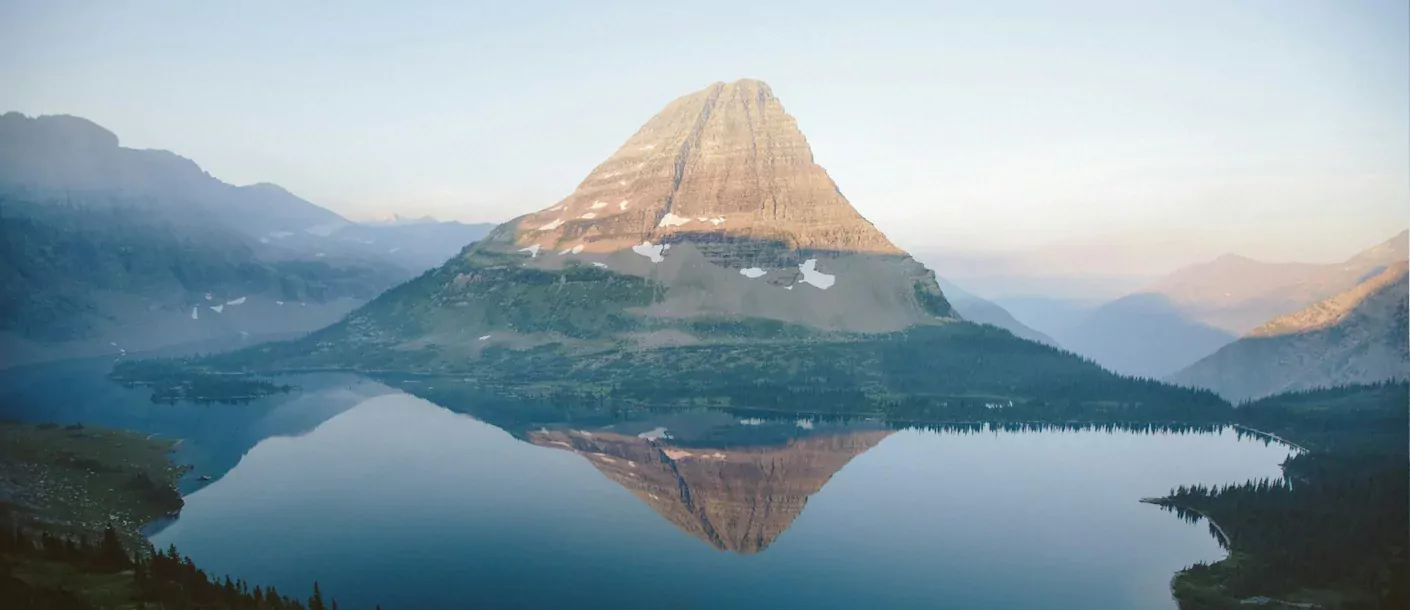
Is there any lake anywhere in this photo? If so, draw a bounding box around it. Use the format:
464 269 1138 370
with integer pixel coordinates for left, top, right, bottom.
1 363 1295 610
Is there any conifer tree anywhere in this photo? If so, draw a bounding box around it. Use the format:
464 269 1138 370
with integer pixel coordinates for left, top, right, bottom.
309 581 326 610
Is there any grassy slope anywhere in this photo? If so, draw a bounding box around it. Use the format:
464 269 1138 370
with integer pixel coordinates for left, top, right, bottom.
0 421 185 552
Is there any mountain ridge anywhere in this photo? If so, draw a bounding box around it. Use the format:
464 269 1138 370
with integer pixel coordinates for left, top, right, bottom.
1169 262 1409 402
1054 230 1408 378
0 111 492 368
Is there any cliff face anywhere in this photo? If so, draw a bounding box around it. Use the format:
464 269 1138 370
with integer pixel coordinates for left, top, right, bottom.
530 428 892 553
1170 263 1410 402
513 79 901 257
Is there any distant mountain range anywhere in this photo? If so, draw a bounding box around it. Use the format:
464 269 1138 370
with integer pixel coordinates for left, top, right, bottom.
0 112 490 367
937 277 1058 347
1170 262 1409 401
1049 231 1408 378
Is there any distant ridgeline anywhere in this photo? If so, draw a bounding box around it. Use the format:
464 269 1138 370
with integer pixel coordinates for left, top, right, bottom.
120 80 1226 419
0 112 491 368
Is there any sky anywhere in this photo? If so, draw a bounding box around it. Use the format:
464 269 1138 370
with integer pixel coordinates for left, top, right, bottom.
2 0 1406 274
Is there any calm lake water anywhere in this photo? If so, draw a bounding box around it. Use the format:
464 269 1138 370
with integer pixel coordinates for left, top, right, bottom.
1 362 1295 610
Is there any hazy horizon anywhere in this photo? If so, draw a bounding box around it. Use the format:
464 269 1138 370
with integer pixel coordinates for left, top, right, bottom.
3 1 1406 274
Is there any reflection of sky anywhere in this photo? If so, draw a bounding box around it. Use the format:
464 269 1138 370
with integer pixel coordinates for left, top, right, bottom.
0 360 387 492
153 392 1292 610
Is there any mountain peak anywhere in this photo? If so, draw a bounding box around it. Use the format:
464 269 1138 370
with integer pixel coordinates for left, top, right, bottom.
508 79 900 257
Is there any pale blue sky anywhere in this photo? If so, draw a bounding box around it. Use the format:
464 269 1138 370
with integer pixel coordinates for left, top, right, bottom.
2 1 1406 271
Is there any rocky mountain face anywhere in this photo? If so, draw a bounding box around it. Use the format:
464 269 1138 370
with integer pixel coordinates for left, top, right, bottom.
282 79 957 364
0 112 489 368
1169 263 1409 402
487 79 949 334
1057 231 1408 378
529 426 890 553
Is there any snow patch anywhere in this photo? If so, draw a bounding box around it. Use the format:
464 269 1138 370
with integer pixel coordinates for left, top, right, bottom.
637 427 671 441
315 252 326 258
696 217 708 221
618 180 626 186
739 418 766 426
796 419 814 430
538 218 564 231
658 213 691 227
580 212 596 219
210 305 224 314
190 307 198 320
259 237 270 244
591 262 608 268
590 200 607 210
642 144 656 150
519 244 542 258
226 296 247 306
798 259 836 289
631 241 666 263
709 217 725 225
388 247 401 254
571 245 585 254
204 293 213 301
478 335 491 341
619 200 629 210
276 301 285 305
784 285 794 291
739 267 766 279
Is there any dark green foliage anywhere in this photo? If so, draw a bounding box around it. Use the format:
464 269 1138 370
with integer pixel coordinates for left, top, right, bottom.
683 316 821 339
913 280 954 318
1236 381 1408 453
1158 382 1410 608
111 360 293 403
555 323 1228 420
0 525 358 609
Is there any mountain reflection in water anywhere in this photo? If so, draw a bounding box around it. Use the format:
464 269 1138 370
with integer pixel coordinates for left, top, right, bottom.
122 380 1293 610
528 421 892 553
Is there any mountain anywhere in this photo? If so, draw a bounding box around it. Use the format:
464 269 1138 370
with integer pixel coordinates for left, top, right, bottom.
1169 263 1409 402
259 79 958 348
0 112 447 367
1058 294 1239 379
1057 231 1408 378
937 277 1059 347
1144 230 1407 334
181 80 1222 415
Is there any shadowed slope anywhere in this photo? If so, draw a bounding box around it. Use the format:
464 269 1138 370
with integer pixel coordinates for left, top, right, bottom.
1170 263 1409 402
